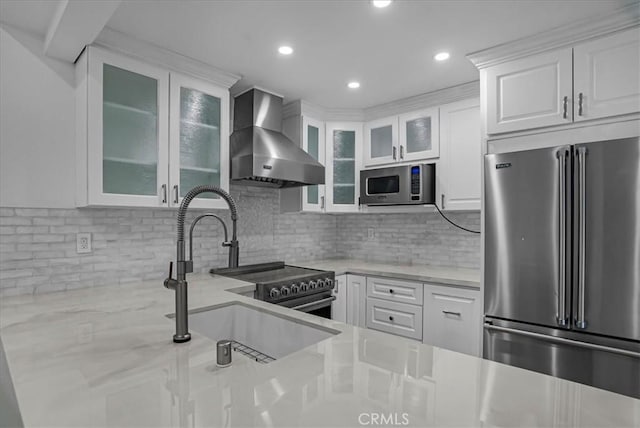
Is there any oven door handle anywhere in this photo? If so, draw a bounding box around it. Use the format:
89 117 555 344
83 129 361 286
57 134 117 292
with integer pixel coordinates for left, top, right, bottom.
291 296 336 311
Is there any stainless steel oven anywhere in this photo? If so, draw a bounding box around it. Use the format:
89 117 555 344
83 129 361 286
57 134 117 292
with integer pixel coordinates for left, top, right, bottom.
360 164 436 205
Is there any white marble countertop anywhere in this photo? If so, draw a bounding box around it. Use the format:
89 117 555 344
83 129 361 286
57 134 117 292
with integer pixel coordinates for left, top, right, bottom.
294 259 481 288
1 273 638 427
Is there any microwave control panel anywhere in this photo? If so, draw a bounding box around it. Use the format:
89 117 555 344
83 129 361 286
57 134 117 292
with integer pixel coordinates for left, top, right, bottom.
410 166 421 199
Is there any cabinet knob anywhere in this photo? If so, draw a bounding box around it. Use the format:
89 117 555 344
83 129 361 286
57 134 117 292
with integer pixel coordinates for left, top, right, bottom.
388 289 394 294
389 316 394 322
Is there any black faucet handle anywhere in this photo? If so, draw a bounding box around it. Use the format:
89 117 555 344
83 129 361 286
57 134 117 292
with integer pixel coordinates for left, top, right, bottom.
164 262 178 290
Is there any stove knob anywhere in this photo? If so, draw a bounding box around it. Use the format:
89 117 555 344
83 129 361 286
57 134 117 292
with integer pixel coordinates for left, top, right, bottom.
317 279 325 288
269 288 281 299
309 280 318 289
299 282 309 292
325 278 334 289
280 286 291 297
290 284 300 294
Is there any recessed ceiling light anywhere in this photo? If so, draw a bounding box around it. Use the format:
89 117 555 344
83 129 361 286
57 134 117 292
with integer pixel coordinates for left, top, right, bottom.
278 46 293 55
372 0 393 8
434 51 450 61
347 81 361 89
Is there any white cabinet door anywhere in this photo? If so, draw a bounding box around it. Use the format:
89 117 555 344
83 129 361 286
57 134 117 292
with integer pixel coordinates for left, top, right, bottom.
364 115 399 167
346 275 367 327
486 48 573 134
332 274 347 323
438 99 481 211
423 284 481 356
325 122 362 213
399 108 440 161
85 47 169 207
302 116 326 212
169 72 229 209
574 27 640 122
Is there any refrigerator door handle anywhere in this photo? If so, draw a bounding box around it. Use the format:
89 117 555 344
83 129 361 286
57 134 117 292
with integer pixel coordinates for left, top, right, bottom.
576 147 588 329
556 148 569 326
484 324 640 358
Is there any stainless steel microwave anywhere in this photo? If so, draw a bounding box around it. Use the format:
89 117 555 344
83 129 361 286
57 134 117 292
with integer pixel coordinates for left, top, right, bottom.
360 164 436 205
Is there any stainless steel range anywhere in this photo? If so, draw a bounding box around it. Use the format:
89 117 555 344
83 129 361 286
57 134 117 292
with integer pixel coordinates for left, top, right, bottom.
212 262 336 318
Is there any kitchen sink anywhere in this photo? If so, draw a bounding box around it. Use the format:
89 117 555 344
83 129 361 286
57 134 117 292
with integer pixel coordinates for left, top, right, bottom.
172 302 339 362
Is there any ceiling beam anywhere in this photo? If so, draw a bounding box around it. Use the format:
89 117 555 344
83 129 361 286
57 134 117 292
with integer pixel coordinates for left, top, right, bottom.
44 0 121 62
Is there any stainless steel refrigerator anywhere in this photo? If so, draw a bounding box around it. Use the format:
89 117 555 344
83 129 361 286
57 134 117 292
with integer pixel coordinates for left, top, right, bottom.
484 137 640 399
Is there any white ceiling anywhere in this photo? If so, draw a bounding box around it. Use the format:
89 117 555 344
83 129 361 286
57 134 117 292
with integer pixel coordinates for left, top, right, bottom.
1 0 634 109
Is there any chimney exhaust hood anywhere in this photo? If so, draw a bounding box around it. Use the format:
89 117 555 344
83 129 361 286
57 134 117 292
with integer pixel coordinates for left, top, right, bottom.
230 89 325 188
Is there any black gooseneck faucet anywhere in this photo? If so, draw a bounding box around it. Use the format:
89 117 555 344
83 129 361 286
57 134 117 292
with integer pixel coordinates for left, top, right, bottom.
164 185 239 343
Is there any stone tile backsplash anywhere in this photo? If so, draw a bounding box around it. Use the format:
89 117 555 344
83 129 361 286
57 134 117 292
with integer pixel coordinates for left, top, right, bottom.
0 186 479 296
335 212 481 269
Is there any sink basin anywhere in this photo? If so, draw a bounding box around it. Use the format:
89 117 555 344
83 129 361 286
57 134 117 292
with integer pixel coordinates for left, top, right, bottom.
176 302 340 361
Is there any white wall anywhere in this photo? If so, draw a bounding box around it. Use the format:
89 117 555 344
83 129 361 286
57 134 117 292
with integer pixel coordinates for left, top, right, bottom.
0 25 76 208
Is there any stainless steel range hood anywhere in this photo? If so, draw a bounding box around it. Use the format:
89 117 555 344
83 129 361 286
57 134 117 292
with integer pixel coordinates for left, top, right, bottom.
230 89 325 188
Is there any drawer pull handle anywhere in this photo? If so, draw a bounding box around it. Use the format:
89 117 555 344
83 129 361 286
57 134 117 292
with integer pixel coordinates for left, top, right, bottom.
389 316 394 322
443 310 461 317
388 289 394 294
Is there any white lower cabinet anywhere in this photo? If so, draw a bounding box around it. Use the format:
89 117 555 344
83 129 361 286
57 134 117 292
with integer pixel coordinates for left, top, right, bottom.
331 275 347 323
423 284 481 356
340 274 481 356
346 275 366 327
366 297 423 341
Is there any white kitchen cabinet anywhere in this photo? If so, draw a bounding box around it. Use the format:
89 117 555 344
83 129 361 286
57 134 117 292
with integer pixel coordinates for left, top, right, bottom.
423 284 481 356
77 46 170 207
573 28 640 122
486 48 573 134
364 115 399 167
302 116 326 212
169 72 229 209
363 108 439 168
346 275 367 327
399 108 440 161
332 274 347 323
76 46 230 208
438 99 481 211
366 297 423 341
325 122 362 213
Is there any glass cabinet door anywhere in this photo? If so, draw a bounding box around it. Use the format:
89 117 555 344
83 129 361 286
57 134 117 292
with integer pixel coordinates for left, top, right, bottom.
88 47 169 206
399 108 440 161
326 122 362 213
364 116 398 167
169 73 229 209
302 116 325 212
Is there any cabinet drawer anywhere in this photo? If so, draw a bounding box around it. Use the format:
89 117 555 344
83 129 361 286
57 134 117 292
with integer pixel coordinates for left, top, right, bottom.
423 285 480 356
367 277 423 305
366 297 423 340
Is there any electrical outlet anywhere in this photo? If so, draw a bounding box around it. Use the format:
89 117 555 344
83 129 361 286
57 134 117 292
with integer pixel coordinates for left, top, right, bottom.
76 232 92 253
367 228 375 241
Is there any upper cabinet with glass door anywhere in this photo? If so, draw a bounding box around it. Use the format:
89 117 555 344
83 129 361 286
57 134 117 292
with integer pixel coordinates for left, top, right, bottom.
302 116 326 212
77 47 169 207
364 116 398 167
326 122 362 213
363 108 439 168
76 46 231 208
398 107 440 161
169 73 229 209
